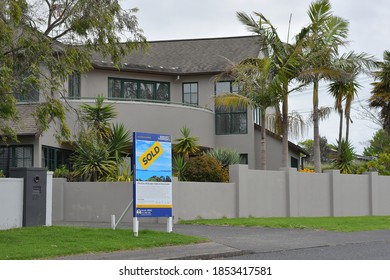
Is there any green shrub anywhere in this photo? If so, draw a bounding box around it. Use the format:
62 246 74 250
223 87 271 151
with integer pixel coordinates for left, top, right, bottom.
183 154 229 182
207 148 240 168
53 165 70 178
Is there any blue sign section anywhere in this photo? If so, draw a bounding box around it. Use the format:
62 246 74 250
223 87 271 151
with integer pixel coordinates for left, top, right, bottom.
133 132 172 218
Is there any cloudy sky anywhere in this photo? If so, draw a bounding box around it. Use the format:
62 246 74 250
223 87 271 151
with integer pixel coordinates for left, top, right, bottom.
125 0 389 153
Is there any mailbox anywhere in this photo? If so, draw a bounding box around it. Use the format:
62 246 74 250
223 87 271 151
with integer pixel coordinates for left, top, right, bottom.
9 168 47 227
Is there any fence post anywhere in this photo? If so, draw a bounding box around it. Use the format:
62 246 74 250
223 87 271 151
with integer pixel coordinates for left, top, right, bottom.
325 170 341 217
229 164 249 218
281 168 299 217
364 172 379 216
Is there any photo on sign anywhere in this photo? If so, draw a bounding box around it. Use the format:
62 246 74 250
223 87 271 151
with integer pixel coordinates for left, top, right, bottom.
135 140 172 182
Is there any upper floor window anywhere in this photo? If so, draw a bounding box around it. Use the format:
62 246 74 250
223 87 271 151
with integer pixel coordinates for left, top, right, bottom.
68 72 81 98
182 82 198 105
215 81 247 135
15 73 39 102
108 78 170 102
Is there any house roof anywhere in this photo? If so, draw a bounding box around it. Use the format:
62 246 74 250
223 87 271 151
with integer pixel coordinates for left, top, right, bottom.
92 36 262 75
254 124 310 156
6 104 39 136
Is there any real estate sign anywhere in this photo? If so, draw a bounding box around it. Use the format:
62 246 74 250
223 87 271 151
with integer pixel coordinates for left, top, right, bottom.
133 132 172 218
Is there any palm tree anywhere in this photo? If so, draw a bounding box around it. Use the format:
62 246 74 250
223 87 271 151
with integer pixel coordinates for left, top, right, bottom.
215 57 281 169
236 11 309 168
72 97 131 181
301 0 349 173
329 52 376 154
370 50 390 135
174 126 200 161
80 95 117 140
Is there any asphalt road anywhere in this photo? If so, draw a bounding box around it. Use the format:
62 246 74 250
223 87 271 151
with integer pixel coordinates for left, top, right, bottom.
164 224 390 260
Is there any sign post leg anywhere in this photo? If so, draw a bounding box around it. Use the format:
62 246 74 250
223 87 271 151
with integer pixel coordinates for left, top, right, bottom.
167 216 173 233
133 217 139 237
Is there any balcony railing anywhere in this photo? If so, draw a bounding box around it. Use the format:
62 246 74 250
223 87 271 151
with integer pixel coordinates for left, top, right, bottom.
65 96 213 112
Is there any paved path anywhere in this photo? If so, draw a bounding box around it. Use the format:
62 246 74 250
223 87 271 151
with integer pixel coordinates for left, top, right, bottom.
54 222 390 260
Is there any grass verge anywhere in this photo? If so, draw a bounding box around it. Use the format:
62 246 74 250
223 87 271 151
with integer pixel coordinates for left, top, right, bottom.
0 226 207 260
180 216 390 232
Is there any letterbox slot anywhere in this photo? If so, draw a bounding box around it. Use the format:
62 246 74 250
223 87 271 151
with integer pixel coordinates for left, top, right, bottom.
32 186 41 194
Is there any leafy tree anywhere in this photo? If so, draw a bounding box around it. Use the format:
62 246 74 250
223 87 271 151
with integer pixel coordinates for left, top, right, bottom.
357 153 390 176
299 136 332 164
174 126 200 161
301 0 349 173
0 0 146 143
363 129 390 157
369 51 390 135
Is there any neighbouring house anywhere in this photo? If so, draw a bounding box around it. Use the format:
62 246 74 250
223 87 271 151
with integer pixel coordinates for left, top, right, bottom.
1 35 308 175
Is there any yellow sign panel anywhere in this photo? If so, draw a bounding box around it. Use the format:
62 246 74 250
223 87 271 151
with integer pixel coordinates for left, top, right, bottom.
138 141 163 170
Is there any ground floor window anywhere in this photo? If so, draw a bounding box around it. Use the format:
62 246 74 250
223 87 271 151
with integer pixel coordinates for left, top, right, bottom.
291 156 299 170
240 154 248 164
0 145 33 176
42 146 73 171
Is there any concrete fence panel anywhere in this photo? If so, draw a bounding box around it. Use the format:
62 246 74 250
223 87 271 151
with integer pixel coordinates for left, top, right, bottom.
0 178 24 230
173 181 236 221
51 166 390 224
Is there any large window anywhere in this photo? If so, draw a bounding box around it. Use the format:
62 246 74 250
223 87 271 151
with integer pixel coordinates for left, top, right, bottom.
42 146 73 171
215 81 247 135
68 72 81 98
0 145 33 176
108 78 170 101
182 82 198 105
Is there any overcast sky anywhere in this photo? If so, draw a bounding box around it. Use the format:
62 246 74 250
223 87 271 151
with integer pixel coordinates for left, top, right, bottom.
124 0 389 154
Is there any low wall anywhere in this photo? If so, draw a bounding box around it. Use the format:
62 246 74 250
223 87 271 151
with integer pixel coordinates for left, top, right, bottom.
52 166 390 224
0 178 24 230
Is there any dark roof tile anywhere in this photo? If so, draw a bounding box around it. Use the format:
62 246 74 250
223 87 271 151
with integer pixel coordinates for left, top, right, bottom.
92 36 261 75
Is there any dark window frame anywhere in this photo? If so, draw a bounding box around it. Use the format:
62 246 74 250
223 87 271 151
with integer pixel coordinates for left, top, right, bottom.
108 77 170 102
42 146 73 171
68 71 81 98
215 81 247 135
182 82 199 105
0 145 34 176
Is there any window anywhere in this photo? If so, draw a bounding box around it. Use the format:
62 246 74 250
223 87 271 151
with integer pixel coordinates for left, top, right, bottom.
0 145 33 176
291 156 299 170
240 154 248 164
215 81 247 135
182 82 198 105
42 146 72 171
68 72 81 98
108 78 170 102
15 72 39 102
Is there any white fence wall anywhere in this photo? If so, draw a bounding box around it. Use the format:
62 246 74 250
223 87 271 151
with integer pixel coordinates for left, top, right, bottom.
0 178 24 230
52 165 390 224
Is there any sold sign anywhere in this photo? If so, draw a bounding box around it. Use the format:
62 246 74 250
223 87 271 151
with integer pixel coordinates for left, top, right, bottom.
138 141 163 170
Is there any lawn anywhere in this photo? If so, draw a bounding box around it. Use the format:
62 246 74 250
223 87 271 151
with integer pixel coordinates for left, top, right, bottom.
0 226 207 260
180 216 390 232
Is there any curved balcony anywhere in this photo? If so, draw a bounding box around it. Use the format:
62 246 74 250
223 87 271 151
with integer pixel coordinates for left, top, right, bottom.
66 98 216 148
